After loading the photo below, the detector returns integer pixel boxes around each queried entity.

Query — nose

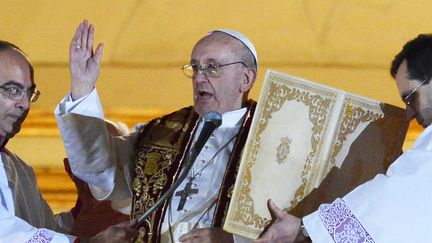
[192,69,209,83]
[405,105,416,121]
[15,96,30,110]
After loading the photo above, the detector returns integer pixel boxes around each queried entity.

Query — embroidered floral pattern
[318,198,375,243]
[25,229,54,243]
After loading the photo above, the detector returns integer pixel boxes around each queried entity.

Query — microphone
[134,111,222,228]
[192,111,223,156]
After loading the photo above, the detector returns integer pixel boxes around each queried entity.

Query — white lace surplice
[303,124,432,243]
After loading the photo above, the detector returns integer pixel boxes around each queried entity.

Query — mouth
[8,113,24,122]
[198,90,214,100]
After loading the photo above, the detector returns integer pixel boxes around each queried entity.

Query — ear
[240,68,257,93]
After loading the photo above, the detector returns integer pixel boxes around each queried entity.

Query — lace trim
[318,198,375,243]
[25,229,54,243]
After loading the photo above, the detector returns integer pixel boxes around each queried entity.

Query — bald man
[0,41,136,242]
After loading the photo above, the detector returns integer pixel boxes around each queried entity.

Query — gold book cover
[223,70,408,239]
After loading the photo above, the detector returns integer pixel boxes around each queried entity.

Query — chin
[4,124,21,139]
[0,132,11,141]
[194,108,207,117]
[416,118,430,128]
[3,130,17,140]
[194,105,213,116]
[422,121,432,128]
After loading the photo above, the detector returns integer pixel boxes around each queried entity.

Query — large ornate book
[223,70,408,239]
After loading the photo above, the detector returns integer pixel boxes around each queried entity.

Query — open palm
[69,19,104,99]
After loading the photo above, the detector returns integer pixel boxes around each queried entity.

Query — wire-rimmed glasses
[403,79,427,106]
[0,86,41,103]
[182,61,247,78]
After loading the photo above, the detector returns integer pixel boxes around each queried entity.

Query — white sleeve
[55,88,104,119]
[0,205,75,243]
[302,211,334,243]
[55,89,135,201]
[55,89,115,192]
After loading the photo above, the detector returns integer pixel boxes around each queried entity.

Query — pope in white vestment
[56,19,261,242]
[55,89,255,243]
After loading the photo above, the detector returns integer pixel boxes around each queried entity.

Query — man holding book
[257,34,432,243]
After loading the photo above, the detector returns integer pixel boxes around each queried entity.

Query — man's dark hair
[0,40,34,83]
[391,34,432,84]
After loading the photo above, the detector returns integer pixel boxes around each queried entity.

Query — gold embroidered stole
[212,101,256,226]
[132,107,199,242]
[132,101,256,242]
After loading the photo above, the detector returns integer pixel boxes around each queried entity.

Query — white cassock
[0,150,75,242]
[55,89,252,243]
[303,123,432,242]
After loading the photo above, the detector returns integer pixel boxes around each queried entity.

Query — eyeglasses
[402,79,427,106]
[0,86,41,103]
[181,61,248,78]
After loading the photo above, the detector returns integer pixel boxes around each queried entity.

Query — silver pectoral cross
[175,181,198,211]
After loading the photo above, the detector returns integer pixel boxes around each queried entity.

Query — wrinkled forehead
[191,33,244,62]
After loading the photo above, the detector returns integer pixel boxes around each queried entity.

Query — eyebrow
[190,58,219,64]
[1,80,35,90]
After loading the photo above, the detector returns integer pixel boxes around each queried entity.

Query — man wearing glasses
[56,20,258,242]
[0,41,137,242]
[256,34,432,243]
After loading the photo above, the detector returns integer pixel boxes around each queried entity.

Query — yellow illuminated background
[1,1,426,212]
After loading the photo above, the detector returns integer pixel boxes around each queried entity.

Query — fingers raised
[81,20,89,50]
[70,22,83,51]
[87,24,95,51]
[94,43,104,65]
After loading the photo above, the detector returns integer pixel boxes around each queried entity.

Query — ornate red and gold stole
[131,101,256,242]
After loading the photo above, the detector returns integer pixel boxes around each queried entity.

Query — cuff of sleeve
[300,220,309,238]
[89,183,114,200]
[55,88,104,119]
[50,232,76,243]
[303,211,334,242]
